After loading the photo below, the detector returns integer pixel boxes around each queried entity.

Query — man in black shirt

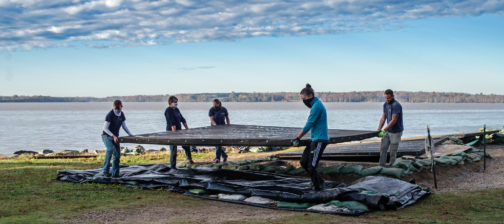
[208,99,230,163]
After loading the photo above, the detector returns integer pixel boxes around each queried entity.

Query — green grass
[1,154,503,224]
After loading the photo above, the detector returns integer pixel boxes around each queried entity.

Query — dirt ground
[69,199,292,224]
[69,145,504,224]
[412,145,504,192]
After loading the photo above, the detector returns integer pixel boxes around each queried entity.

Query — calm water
[0,102,503,154]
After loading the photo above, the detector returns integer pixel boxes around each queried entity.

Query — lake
[0,102,503,154]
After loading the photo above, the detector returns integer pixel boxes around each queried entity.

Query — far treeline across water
[1,91,504,103]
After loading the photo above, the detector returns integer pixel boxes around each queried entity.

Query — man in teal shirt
[293,84,329,191]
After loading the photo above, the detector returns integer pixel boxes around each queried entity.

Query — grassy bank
[1,154,503,224]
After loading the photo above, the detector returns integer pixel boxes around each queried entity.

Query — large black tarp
[57,164,428,215]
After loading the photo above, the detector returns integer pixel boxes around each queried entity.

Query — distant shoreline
[2,91,504,103]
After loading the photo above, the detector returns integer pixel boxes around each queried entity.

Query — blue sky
[0,0,503,97]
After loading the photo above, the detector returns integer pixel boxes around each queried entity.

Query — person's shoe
[222,155,228,162]
[213,158,220,163]
[188,159,194,164]
[102,172,111,177]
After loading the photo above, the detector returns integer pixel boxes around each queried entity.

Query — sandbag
[218,194,246,201]
[434,156,458,166]
[493,133,504,144]
[379,167,405,178]
[339,165,364,175]
[288,167,307,175]
[319,165,343,175]
[360,166,383,176]
[308,204,352,214]
[244,196,275,205]
[189,189,206,195]
[392,159,414,170]
[325,200,369,212]
[277,202,313,209]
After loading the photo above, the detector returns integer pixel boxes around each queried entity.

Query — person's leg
[182,146,192,161]
[300,143,312,171]
[102,135,114,174]
[169,145,177,169]
[111,142,121,177]
[221,147,228,162]
[215,146,222,161]
[388,132,403,166]
[379,133,391,167]
[307,141,328,190]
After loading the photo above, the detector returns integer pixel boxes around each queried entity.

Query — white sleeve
[103,121,115,137]
[122,122,133,136]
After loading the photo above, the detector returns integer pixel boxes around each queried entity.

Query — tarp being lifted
[119,124,378,147]
[57,164,429,215]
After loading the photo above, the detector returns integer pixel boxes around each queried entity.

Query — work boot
[223,155,228,162]
[188,159,194,164]
[102,172,111,178]
[213,158,220,163]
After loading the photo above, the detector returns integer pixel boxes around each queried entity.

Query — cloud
[0,0,503,50]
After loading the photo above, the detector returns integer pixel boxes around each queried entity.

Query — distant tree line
[1,91,504,103]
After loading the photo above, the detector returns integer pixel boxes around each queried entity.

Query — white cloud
[0,0,503,50]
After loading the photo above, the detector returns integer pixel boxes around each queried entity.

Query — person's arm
[103,121,119,143]
[121,122,133,136]
[224,108,230,125]
[302,105,321,134]
[210,116,217,126]
[180,110,189,129]
[296,130,307,139]
[384,114,399,131]
[165,108,173,131]
[378,112,386,130]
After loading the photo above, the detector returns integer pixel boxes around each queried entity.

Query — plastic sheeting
[57,164,429,215]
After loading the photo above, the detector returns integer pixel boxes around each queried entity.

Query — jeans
[169,145,192,169]
[215,146,228,160]
[300,140,328,190]
[379,131,403,167]
[102,135,121,177]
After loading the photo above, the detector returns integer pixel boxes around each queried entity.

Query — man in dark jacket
[165,96,193,169]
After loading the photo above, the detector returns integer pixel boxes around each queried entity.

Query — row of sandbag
[188,191,370,215]
[180,148,487,179]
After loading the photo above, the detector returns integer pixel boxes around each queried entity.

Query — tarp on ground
[57,164,428,216]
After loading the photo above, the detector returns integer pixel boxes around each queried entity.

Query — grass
[1,153,503,224]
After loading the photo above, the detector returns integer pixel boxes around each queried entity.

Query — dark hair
[213,98,222,107]
[300,83,314,96]
[113,100,122,109]
[168,96,178,104]
[384,89,394,96]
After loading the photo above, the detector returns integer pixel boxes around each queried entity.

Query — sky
[0,0,503,97]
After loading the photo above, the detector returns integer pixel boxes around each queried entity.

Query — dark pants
[102,135,120,177]
[215,146,227,160]
[300,140,328,190]
[169,145,192,169]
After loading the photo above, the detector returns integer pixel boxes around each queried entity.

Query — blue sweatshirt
[164,107,186,131]
[303,97,329,141]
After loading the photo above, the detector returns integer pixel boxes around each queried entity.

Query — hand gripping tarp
[57,164,428,215]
